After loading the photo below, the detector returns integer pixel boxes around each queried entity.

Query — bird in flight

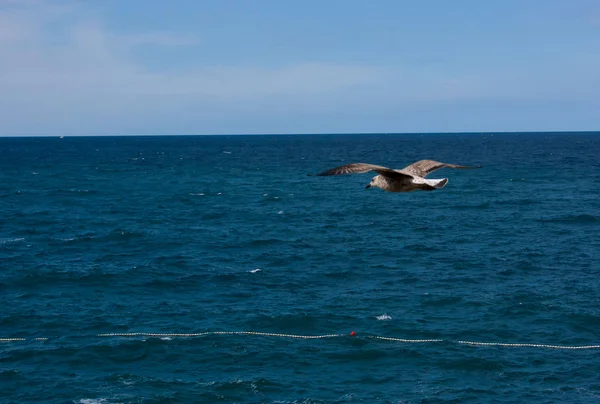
[311,159,481,192]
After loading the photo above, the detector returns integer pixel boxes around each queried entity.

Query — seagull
[311,159,481,192]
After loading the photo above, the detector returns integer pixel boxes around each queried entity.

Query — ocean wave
[0,237,25,245]
[327,348,395,361]
[106,372,196,388]
[421,296,463,307]
[322,270,359,280]
[49,233,97,244]
[50,188,98,194]
[436,356,505,371]
[0,369,22,379]
[102,229,147,242]
[89,340,156,363]
[200,211,227,220]
[212,273,238,282]
[565,312,600,330]
[6,267,122,288]
[494,198,539,206]
[403,243,444,252]
[247,238,283,247]
[246,313,318,331]
[213,377,275,393]
[451,202,491,209]
[536,214,599,224]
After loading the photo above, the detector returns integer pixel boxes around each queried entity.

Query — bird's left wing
[313,163,412,179]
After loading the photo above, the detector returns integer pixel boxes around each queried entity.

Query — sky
[0,0,599,136]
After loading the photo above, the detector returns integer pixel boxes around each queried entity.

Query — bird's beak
[365,184,371,189]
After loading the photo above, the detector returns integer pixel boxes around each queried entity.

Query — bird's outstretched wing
[313,163,412,179]
[401,160,481,178]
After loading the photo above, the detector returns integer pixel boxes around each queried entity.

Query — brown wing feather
[316,163,412,179]
[401,159,480,178]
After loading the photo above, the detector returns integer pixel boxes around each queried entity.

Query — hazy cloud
[0,2,393,134]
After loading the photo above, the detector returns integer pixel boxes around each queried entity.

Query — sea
[1,132,599,403]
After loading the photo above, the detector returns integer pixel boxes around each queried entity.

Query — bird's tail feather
[420,178,448,191]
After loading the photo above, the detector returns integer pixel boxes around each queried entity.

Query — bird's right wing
[401,159,480,178]
[313,163,413,179]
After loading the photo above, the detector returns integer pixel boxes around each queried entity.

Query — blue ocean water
[1,133,599,403]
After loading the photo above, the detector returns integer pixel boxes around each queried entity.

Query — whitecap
[78,400,108,404]
[217,192,222,195]
[160,337,172,341]
[277,211,283,214]
[376,314,392,321]
[0,238,24,245]
[249,268,262,273]
[223,151,232,154]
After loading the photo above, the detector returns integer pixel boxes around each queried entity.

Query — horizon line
[1,130,599,138]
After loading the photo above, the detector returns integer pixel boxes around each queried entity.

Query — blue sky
[0,0,599,135]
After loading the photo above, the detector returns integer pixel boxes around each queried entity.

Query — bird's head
[365,176,379,189]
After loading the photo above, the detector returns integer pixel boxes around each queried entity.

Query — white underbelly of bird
[371,175,449,192]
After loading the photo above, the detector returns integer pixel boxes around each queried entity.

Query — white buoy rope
[97,331,345,339]
[1,331,600,350]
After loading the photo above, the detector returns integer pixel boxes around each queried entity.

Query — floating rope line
[368,336,444,343]
[97,331,345,339]
[2,331,600,350]
[367,335,600,349]
[453,340,600,350]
